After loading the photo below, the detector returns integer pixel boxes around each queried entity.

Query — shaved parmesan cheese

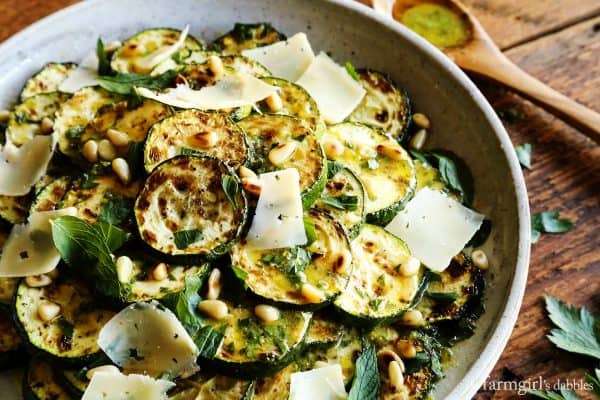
[135,25,189,72]
[296,52,366,124]
[385,188,484,271]
[0,208,76,277]
[98,301,199,379]
[82,371,174,400]
[0,136,55,196]
[151,50,208,76]
[245,168,307,250]
[136,74,277,110]
[59,51,99,93]
[242,32,315,81]
[289,364,347,400]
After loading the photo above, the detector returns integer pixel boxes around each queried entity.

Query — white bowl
[0,0,530,398]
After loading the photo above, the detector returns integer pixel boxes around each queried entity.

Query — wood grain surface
[0,1,598,399]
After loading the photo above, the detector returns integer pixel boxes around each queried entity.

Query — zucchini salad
[0,23,491,400]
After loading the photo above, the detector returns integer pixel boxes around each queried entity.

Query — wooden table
[1,1,598,399]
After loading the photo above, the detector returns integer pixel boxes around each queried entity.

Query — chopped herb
[221,175,239,210]
[194,326,224,358]
[348,339,379,400]
[65,126,84,139]
[57,317,75,347]
[345,61,360,81]
[303,215,317,245]
[531,211,574,243]
[14,114,27,124]
[96,70,178,96]
[262,248,310,285]
[96,38,111,76]
[99,195,133,226]
[515,143,532,169]
[174,229,203,250]
[427,291,458,302]
[327,160,345,179]
[320,195,358,211]
[179,147,200,156]
[231,265,248,289]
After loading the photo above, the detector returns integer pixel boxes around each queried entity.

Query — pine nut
[472,249,489,270]
[192,130,218,148]
[268,142,297,166]
[410,129,427,151]
[25,274,52,288]
[198,300,229,320]
[238,166,258,180]
[106,128,130,147]
[152,262,168,281]
[376,143,404,161]
[388,360,404,391]
[265,92,283,112]
[400,310,425,327]
[86,365,120,380]
[116,256,133,283]
[241,177,262,196]
[39,117,54,135]
[254,304,280,323]
[82,140,99,163]
[208,55,224,79]
[412,113,430,129]
[98,139,117,161]
[38,300,61,322]
[399,257,420,277]
[378,349,405,372]
[205,268,222,300]
[112,158,131,185]
[323,138,345,159]
[301,283,325,303]
[396,339,417,359]
[0,110,9,122]
[333,250,352,274]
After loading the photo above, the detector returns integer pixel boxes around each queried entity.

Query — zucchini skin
[23,358,73,400]
[135,155,248,264]
[29,176,72,213]
[211,23,286,55]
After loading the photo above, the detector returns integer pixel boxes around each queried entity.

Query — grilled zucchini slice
[415,253,484,324]
[0,193,31,224]
[321,122,415,225]
[55,367,88,398]
[334,224,423,326]
[349,69,411,142]
[257,77,321,133]
[144,110,248,172]
[201,299,311,378]
[20,62,77,101]
[135,155,247,262]
[252,363,297,400]
[212,23,286,55]
[169,373,254,400]
[14,277,115,365]
[314,166,365,239]
[23,359,72,400]
[304,313,344,350]
[0,309,23,369]
[60,174,140,228]
[0,230,18,313]
[6,92,71,146]
[111,28,204,74]
[237,114,326,209]
[54,87,123,159]
[30,176,72,213]
[230,209,352,308]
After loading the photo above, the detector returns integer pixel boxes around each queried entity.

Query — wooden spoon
[360,0,600,143]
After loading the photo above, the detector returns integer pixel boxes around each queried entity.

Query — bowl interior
[0,0,529,398]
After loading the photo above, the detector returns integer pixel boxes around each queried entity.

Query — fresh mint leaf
[531,212,574,243]
[327,160,345,179]
[427,291,458,302]
[97,70,178,96]
[585,369,600,397]
[515,143,532,169]
[528,389,580,400]
[96,38,111,76]
[231,265,248,289]
[162,275,205,336]
[545,296,600,360]
[51,216,130,300]
[221,175,239,210]
[345,61,360,81]
[320,195,358,211]
[348,338,379,400]
[99,195,133,226]
[194,326,224,358]
[303,215,317,245]
[174,229,203,250]
[261,247,311,286]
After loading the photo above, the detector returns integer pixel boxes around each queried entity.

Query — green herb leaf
[194,326,224,358]
[99,195,133,226]
[427,291,458,302]
[320,195,358,211]
[345,61,360,81]
[515,143,532,169]
[327,160,345,179]
[303,215,317,245]
[179,147,200,156]
[96,38,111,76]
[585,369,600,397]
[348,339,379,400]
[174,229,203,250]
[528,389,580,400]
[531,212,574,243]
[97,70,178,96]
[57,317,75,348]
[221,175,239,210]
[65,126,84,139]
[231,265,248,289]
[162,274,205,336]
[51,216,130,300]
